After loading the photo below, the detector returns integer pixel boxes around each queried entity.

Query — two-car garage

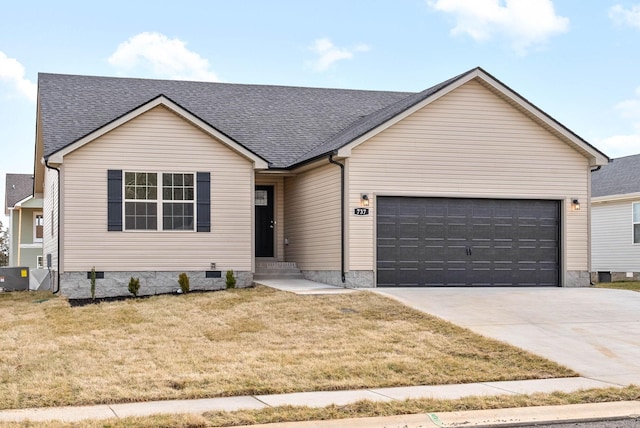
[376,197,560,287]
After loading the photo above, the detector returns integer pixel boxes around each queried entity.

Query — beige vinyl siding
[43,167,59,270]
[284,163,341,270]
[255,175,285,261]
[61,105,253,272]
[591,200,640,271]
[349,79,589,272]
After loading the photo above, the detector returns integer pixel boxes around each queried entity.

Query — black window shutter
[196,172,210,232]
[107,170,123,231]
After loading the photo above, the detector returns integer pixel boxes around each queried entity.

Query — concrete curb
[237,401,640,427]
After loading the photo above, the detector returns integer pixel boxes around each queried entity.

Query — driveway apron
[372,287,640,386]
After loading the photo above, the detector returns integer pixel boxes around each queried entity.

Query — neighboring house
[4,173,44,269]
[33,67,608,298]
[591,154,640,282]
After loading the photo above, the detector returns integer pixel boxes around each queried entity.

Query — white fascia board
[48,96,269,170]
[338,69,609,167]
[474,69,609,166]
[592,192,640,204]
[13,195,34,208]
[337,71,477,158]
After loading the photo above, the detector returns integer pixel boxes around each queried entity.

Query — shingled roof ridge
[37,71,414,96]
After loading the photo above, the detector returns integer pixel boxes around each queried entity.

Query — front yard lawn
[0,286,575,410]
[595,281,640,292]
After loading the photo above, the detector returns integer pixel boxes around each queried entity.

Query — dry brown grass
[1,386,638,428]
[0,286,574,411]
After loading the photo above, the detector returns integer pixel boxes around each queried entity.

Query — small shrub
[128,276,140,297]
[90,267,96,301]
[178,272,190,294]
[225,270,236,289]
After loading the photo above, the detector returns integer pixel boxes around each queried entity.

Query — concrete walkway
[253,278,359,294]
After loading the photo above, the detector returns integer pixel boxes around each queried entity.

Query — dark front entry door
[376,197,560,287]
[255,185,275,258]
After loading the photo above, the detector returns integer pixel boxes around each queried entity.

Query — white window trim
[123,171,196,232]
[33,211,44,243]
[36,255,44,269]
[633,202,640,245]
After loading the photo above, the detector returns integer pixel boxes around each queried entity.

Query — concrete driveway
[372,287,640,386]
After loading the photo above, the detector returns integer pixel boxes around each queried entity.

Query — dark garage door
[376,197,559,287]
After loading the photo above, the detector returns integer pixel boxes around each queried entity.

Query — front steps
[254,261,304,280]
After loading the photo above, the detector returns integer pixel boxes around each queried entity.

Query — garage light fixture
[571,199,580,211]
[360,194,369,207]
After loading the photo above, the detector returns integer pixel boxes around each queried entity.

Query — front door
[255,185,275,257]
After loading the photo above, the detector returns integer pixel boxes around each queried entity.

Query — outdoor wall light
[572,199,581,211]
[361,194,370,207]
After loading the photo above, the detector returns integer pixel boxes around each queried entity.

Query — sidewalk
[0,376,636,424]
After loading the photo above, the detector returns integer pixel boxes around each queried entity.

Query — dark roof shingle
[592,154,640,197]
[38,74,417,168]
[5,173,33,214]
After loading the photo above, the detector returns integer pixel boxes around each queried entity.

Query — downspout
[328,154,346,283]
[588,164,602,285]
[44,158,61,294]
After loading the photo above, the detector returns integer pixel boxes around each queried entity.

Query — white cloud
[596,87,640,158]
[609,4,640,29]
[108,32,219,81]
[308,38,370,72]
[596,134,640,158]
[616,87,640,122]
[428,0,569,55]
[0,51,36,102]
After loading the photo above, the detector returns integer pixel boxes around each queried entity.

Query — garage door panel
[376,197,559,287]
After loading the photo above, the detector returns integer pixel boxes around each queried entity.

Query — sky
[1,0,640,225]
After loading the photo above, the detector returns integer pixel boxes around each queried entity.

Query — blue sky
[2,0,640,224]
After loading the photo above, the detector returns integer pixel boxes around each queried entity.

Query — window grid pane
[163,202,194,230]
[124,171,158,231]
[163,173,194,201]
[123,172,195,232]
[125,172,157,202]
[125,202,157,230]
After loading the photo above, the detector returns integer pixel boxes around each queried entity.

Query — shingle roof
[38,73,419,168]
[5,173,33,214]
[592,154,640,197]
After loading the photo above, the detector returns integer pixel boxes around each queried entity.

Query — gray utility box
[0,267,30,291]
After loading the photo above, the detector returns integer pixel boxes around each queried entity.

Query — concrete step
[254,261,304,280]
[253,272,305,280]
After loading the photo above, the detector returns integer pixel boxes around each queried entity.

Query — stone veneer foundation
[590,271,640,283]
[58,270,253,299]
[564,270,591,287]
[301,270,374,288]
[303,270,590,288]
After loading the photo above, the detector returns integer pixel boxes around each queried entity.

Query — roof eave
[592,192,640,203]
[333,67,610,166]
[45,95,269,170]
[473,68,610,166]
